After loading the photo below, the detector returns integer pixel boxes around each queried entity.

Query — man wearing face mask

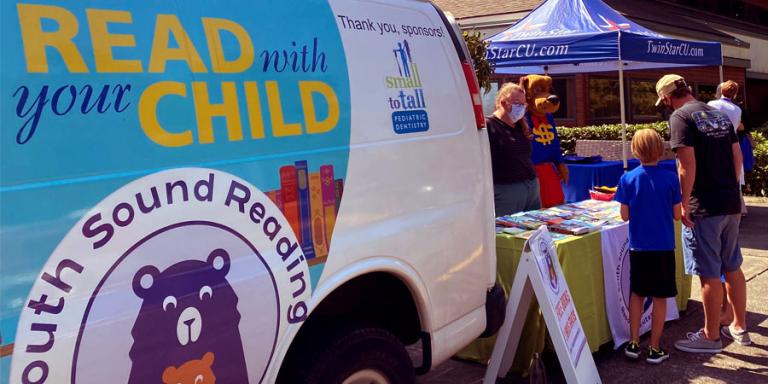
[486,82,541,216]
[654,74,751,354]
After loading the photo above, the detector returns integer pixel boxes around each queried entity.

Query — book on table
[525,210,567,225]
[501,227,528,235]
[500,214,546,229]
[550,219,601,235]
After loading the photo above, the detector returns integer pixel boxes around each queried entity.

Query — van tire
[302,326,415,384]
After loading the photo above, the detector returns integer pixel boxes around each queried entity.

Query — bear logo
[162,352,216,384]
[128,248,249,383]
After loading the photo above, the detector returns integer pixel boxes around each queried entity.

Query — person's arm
[547,115,569,183]
[676,146,696,227]
[615,175,629,221]
[672,203,682,221]
[733,142,743,183]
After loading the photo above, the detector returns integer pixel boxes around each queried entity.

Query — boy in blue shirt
[614,129,682,364]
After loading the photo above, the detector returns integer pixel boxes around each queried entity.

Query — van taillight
[461,62,485,129]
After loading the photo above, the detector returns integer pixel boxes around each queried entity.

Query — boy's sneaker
[624,341,641,359]
[646,347,669,364]
[674,329,723,353]
[721,325,752,346]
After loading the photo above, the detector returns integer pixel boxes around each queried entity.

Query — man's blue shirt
[614,165,682,251]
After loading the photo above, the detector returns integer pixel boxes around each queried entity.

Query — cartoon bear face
[128,248,248,384]
[132,248,234,347]
[519,74,561,115]
[162,352,216,384]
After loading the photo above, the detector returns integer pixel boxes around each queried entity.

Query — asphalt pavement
[418,197,768,384]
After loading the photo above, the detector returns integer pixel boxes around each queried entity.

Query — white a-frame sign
[484,227,601,384]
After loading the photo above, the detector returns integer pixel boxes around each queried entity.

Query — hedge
[558,122,669,154]
[558,122,768,197]
[747,123,768,197]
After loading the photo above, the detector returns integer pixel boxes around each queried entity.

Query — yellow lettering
[244,82,265,139]
[202,17,254,73]
[139,81,193,147]
[148,14,207,73]
[17,4,88,73]
[86,9,142,73]
[266,81,302,137]
[299,81,339,134]
[192,82,243,144]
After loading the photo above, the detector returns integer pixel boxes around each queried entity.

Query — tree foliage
[462,30,494,94]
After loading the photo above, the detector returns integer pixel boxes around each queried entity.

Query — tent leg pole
[719,65,724,84]
[618,60,628,171]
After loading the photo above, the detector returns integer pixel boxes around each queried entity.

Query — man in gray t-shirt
[654,75,751,353]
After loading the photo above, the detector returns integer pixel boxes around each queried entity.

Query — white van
[0,1,502,383]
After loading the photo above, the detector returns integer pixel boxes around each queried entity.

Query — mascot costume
[520,75,568,208]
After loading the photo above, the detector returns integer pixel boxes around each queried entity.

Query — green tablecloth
[456,223,691,373]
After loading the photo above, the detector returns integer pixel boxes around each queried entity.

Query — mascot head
[519,75,560,116]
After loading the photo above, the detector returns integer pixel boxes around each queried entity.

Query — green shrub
[462,30,494,94]
[558,122,767,197]
[745,123,768,197]
[558,122,669,154]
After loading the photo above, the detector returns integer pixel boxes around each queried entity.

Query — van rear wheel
[303,326,415,384]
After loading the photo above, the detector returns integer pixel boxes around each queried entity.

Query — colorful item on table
[494,199,621,236]
[550,219,601,235]
[589,185,617,201]
[502,227,529,235]
[593,185,617,193]
[495,214,545,230]
[525,210,567,225]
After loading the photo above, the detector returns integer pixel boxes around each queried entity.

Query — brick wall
[618,66,746,96]
[493,65,748,127]
[577,65,746,125]
[575,74,588,126]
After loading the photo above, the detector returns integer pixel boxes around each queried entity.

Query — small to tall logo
[393,40,414,78]
[385,40,429,134]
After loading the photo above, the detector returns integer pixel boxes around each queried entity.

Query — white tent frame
[615,30,724,170]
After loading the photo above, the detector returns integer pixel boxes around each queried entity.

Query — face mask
[507,104,527,122]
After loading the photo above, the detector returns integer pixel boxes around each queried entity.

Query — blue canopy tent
[485,0,724,168]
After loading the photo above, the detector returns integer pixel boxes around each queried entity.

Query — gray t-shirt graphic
[669,100,740,216]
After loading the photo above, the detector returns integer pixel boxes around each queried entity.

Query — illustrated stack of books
[265,161,344,263]
[494,199,625,240]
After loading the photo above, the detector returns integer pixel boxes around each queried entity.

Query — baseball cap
[655,74,687,106]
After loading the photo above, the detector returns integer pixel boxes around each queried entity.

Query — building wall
[711,28,768,75]
[490,65,747,127]
[746,79,768,126]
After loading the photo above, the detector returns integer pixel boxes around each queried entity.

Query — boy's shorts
[630,250,677,298]
[682,214,742,278]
